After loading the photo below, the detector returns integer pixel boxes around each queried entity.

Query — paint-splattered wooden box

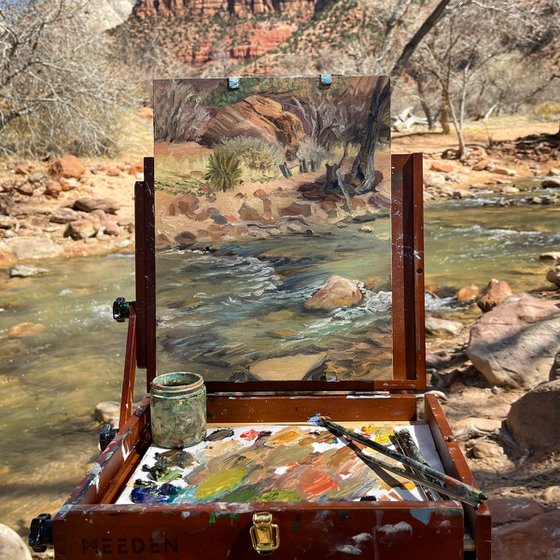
[31,154,491,560]
[31,77,490,559]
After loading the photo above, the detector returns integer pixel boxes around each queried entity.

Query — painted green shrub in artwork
[220,136,284,180]
[204,149,243,192]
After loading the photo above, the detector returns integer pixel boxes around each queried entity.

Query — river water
[0,182,558,531]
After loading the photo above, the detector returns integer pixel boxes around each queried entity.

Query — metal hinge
[250,512,280,556]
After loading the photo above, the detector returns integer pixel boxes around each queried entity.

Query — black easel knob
[29,513,53,552]
[112,297,130,322]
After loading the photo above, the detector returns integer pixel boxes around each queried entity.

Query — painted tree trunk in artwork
[351,78,390,194]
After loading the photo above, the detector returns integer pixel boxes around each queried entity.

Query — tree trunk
[416,76,434,130]
[448,95,467,160]
[390,0,453,79]
[351,78,390,194]
[325,163,340,193]
[440,89,451,135]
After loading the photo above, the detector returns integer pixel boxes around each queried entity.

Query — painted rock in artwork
[304,275,363,310]
[202,95,305,148]
[249,352,327,381]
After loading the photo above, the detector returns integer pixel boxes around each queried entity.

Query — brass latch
[250,512,280,555]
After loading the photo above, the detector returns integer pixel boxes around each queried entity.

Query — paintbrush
[309,415,486,508]
[390,431,441,501]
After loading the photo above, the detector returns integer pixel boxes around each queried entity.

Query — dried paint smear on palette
[117,424,445,504]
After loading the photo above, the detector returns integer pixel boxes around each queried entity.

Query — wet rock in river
[94,401,120,427]
[249,352,327,381]
[0,523,32,560]
[539,251,560,261]
[542,177,560,188]
[467,295,560,388]
[545,265,560,287]
[9,265,47,278]
[500,185,520,194]
[505,379,560,452]
[477,279,512,312]
[7,322,45,337]
[457,283,479,304]
[304,275,363,311]
[5,237,63,259]
[425,316,464,337]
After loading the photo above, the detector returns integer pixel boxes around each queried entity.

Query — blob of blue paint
[308,413,322,425]
[131,484,179,504]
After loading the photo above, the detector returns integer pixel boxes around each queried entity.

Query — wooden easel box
[50,155,491,560]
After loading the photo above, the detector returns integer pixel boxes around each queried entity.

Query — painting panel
[153,76,392,382]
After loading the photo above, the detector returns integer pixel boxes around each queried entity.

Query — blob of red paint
[240,429,260,440]
[297,469,339,496]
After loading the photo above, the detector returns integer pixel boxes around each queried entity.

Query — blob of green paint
[223,487,260,502]
[195,467,246,500]
[257,489,301,502]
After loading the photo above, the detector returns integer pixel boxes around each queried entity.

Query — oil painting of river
[153,76,393,382]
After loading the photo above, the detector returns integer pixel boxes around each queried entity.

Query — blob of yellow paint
[195,467,246,500]
[360,426,392,444]
[267,428,302,446]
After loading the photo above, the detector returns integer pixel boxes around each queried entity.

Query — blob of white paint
[89,463,103,492]
[335,544,362,555]
[352,533,373,544]
[378,521,413,536]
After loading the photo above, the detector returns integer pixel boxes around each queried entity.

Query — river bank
[0,117,558,268]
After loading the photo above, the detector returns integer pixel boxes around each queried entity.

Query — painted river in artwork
[0,181,558,531]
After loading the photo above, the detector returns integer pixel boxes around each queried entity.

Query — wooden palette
[117,422,445,505]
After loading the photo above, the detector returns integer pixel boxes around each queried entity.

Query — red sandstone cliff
[134,0,319,18]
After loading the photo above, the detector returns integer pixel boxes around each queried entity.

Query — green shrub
[204,149,243,192]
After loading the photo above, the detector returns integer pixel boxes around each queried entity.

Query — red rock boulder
[50,155,85,179]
